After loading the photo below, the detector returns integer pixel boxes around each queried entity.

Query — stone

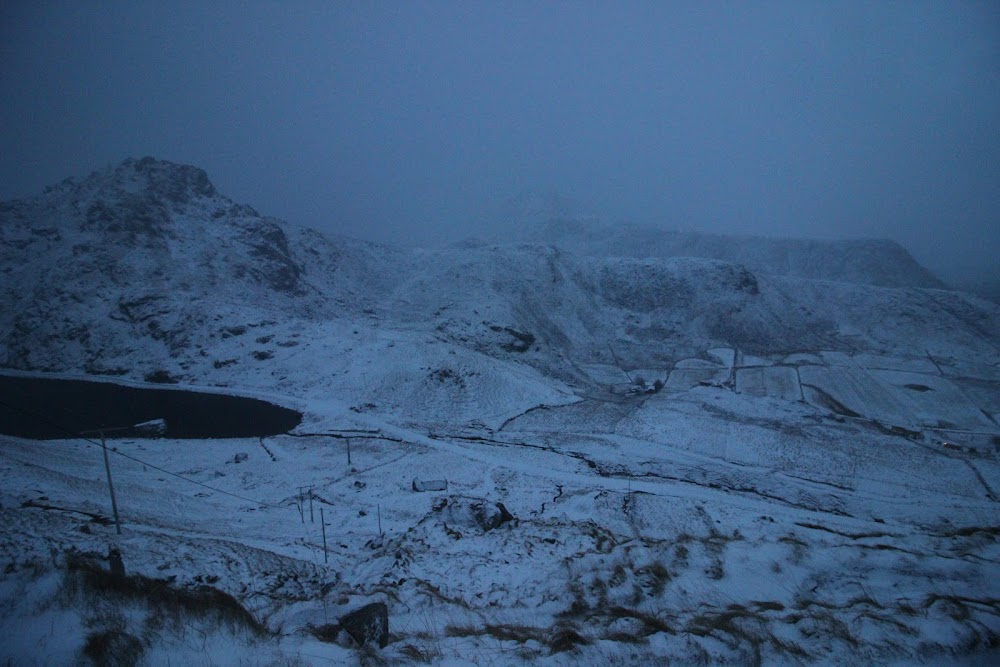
[339,601,389,648]
[472,500,515,531]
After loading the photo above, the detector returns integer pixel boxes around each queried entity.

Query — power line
[0,397,283,510]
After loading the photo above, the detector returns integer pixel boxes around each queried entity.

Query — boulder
[339,602,389,648]
[434,496,517,532]
[472,500,515,531]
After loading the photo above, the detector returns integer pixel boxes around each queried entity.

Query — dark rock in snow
[339,601,389,648]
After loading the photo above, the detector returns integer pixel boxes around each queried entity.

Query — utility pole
[100,430,122,535]
[80,419,166,536]
[320,508,328,564]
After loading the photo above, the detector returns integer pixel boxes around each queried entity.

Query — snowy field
[2,351,998,665]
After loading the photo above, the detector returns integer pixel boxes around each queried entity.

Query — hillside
[494,215,947,289]
[1,159,999,665]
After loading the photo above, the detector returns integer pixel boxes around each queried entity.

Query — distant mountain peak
[91,156,219,205]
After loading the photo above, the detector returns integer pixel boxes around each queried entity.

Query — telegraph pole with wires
[80,419,167,535]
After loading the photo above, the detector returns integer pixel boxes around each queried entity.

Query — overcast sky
[1,1,997,282]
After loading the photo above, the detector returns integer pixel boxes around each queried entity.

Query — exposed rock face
[338,602,389,648]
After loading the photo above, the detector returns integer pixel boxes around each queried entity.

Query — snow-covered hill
[2,159,999,665]
[491,214,947,289]
[2,159,995,396]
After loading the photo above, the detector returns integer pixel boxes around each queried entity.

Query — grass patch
[444,622,591,655]
[672,543,689,568]
[686,606,764,663]
[82,628,145,667]
[601,630,648,644]
[939,525,1000,539]
[788,608,859,648]
[608,562,628,588]
[398,642,440,663]
[636,561,671,596]
[687,604,810,663]
[484,623,548,644]
[605,606,673,636]
[856,610,918,636]
[63,552,267,638]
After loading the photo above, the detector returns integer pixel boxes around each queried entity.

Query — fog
[2,2,997,284]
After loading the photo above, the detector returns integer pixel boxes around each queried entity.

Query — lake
[0,374,302,439]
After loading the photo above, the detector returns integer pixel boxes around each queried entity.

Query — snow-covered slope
[0,158,407,380]
[2,159,999,665]
[492,216,947,288]
[3,158,995,388]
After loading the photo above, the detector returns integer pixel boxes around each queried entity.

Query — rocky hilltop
[0,157,399,379]
[498,216,946,288]
[1,158,997,400]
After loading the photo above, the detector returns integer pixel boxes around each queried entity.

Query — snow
[1,158,999,664]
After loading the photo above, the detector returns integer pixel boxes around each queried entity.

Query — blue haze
[1,1,997,284]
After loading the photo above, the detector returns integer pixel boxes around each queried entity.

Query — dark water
[0,374,301,439]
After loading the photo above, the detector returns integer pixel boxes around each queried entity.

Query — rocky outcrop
[338,601,389,648]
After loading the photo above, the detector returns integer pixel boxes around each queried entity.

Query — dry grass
[687,604,809,665]
[82,627,145,667]
[604,606,673,636]
[51,552,273,665]
[636,561,671,596]
[686,606,765,665]
[444,621,591,655]
[397,643,440,663]
[62,555,267,638]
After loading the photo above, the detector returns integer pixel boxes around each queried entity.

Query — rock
[339,601,389,648]
[438,496,517,532]
[472,500,515,531]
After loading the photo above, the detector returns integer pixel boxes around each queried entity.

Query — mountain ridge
[492,215,947,289]
[1,158,996,394]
